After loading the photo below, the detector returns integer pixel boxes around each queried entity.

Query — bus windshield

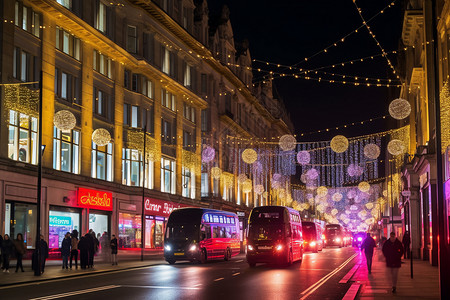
[248,224,284,241]
[166,224,198,241]
[302,223,316,239]
[326,226,341,235]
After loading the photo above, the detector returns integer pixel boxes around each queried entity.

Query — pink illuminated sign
[144,198,192,217]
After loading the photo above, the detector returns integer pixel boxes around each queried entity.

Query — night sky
[208,0,404,141]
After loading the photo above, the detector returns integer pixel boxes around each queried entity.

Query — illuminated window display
[48,209,80,250]
[5,202,36,249]
[118,213,141,248]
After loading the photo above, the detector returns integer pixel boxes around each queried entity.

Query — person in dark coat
[110,234,118,265]
[78,235,89,269]
[61,232,71,269]
[402,231,411,259]
[382,232,404,293]
[361,232,377,274]
[0,234,3,270]
[70,230,79,269]
[39,235,49,273]
[85,231,95,268]
[1,234,14,273]
[13,233,26,272]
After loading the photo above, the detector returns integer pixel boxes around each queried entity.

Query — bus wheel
[200,249,207,264]
[224,248,231,261]
[166,259,176,265]
[287,250,293,266]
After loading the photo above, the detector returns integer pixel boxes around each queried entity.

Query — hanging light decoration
[331,208,338,215]
[252,161,263,173]
[273,173,282,182]
[242,179,252,193]
[237,174,248,184]
[389,98,411,120]
[53,110,76,131]
[272,181,282,189]
[347,164,364,177]
[279,134,297,151]
[92,128,111,146]
[242,148,258,164]
[388,139,406,156]
[278,189,286,200]
[211,167,222,179]
[262,191,269,198]
[202,146,215,163]
[365,218,375,225]
[371,208,379,217]
[332,192,343,202]
[350,205,358,211]
[330,135,349,153]
[296,151,311,165]
[363,144,380,159]
[347,189,357,199]
[358,181,370,193]
[365,202,374,209]
[255,184,265,195]
[317,186,328,197]
[382,190,388,197]
[306,168,319,180]
[316,204,325,213]
[300,174,308,183]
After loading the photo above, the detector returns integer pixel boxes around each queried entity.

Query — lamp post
[34,71,43,276]
[141,125,147,262]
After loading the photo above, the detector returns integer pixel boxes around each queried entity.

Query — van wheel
[167,259,176,265]
[224,248,231,261]
[200,249,207,264]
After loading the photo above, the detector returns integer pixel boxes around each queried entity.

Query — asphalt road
[0,247,360,300]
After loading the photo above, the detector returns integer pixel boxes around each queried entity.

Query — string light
[440,80,450,153]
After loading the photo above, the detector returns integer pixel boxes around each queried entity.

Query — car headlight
[275,244,283,251]
[189,245,197,251]
[336,238,341,242]
[248,245,254,251]
[310,241,316,247]
[164,245,171,251]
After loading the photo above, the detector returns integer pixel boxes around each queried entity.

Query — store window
[91,142,113,181]
[145,216,165,248]
[49,208,81,250]
[5,202,37,249]
[8,110,38,164]
[118,213,141,248]
[53,126,80,174]
[182,167,195,199]
[161,157,176,194]
[89,213,109,238]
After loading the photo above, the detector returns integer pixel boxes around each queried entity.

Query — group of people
[0,233,27,273]
[360,231,407,293]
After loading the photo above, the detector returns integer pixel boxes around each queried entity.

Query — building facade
[0,0,293,254]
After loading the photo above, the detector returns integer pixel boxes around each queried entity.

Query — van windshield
[248,224,283,241]
[165,224,198,241]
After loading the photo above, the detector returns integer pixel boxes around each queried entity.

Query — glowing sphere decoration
[242,179,252,193]
[365,218,375,225]
[317,186,328,197]
[306,168,319,180]
[371,208,379,217]
[271,181,282,189]
[365,202,374,209]
[331,209,338,216]
[364,144,380,159]
[255,184,265,195]
[211,167,222,179]
[300,174,308,183]
[388,139,406,156]
[389,98,411,120]
[347,164,363,177]
[279,134,297,151]
[92,128,111,146]
[350,205,358,211]
[296,151,311,165]
[237,174,248,184]
[330,135,349,153]
[262,191,269,198]
[316,204,325,213]
[278,189,286,199]
[53,110,76,131]
[358,181,370,193]
[382,190,388,197]
[201,146,215,163]
[242,148,258,164]
[273,173,282,182]
[332,192,343,202]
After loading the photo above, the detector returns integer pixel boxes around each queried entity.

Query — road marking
[235,260,244,263]
[339,259,361,283]
[120,285,201,290]
[193,283,202,287]
[299,252,358,300]
[342,283,361,300]
[214,277,224,282]
[29,285,120,300]
[232,272,240,276]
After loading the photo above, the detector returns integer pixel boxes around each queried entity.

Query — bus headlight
[247,245,254,251]
[189,245,197,251]
[336,238,341,242]
[310,241,316,247]
[275,244,283,251]
[164,245,171,251]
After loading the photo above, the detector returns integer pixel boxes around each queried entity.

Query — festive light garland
[4,84,39,118]
[440,80,450,153]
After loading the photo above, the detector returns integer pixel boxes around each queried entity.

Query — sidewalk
[353,248,439,299]
[0,249,165,287]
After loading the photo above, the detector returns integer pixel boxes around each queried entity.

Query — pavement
[0,249,165,287]
[352,248,440,299]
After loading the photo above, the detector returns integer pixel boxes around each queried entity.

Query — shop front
[76,187,112,238]
[4,201,37,249]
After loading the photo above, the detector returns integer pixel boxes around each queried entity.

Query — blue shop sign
[49,216,72,226]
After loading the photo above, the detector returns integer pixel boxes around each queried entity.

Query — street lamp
[34,71,43,276]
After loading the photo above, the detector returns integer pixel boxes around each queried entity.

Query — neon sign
[144,198,191,217]
[77,188,113,211]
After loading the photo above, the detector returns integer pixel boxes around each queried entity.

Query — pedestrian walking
[382,232,404,293]
[61,232,71,269]
[70,230,79,269]
[101,232,110,262]
[86,231,95,268]
[78,235,88,269]
[13,233,26,272]
[361,232,376,274]
[110,234,118,265]
[1,234,14,273]
[402,231,411,259]
[39,235,49,274]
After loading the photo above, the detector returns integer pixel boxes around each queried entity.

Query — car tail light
[275,244,283,251]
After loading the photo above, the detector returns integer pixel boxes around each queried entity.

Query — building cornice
[402,10,423,47]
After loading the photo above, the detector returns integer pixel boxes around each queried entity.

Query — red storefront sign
[144,198,192,217]
[77,188,113,211]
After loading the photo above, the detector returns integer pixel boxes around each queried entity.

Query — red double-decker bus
[164,208,240,264]
[246,206,303,267]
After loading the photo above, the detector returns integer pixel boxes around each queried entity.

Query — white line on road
[232,272,240,276]
[214,277,224,282]
[119,285,201,290]
[299,253,358,300]
[235,260,244,263]
[29,285,120,300]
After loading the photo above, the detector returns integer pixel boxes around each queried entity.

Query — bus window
[201,224,211,240]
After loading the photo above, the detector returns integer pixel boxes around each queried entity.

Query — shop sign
[49,216,72,226]
[77,188,113,211]
[144,198,191,217]
[236,211,246,217]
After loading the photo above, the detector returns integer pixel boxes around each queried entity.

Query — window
[183,103,195,122]
[142,77,153,99]
[13,48,31,82]
[124,69,130,89]
[14,1,41,38]
[201,109,208,132]
[52,126,80,174]
[131,105,139,128]
[161,89,176,111]
[162,119,174,145]
[143,32,154,63]
[123,103,130,126]
[162,47,170,74]
[91,142,113,181]
[93,50,113,79]
[8,110,38,164]
[161,157,176,194]
[127,25,137,53]
[96,1,107,33]
[93,88,111,119]
[182,167,195,199]
[184,64,192,88]
[122,148,154,188]
[55,68,80,104]
[5,202,37,249]
[201,171,209,197]
[183,130,194,151]
[55,27,81,60]
[142,107,154,134]
[132,74,139,92]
